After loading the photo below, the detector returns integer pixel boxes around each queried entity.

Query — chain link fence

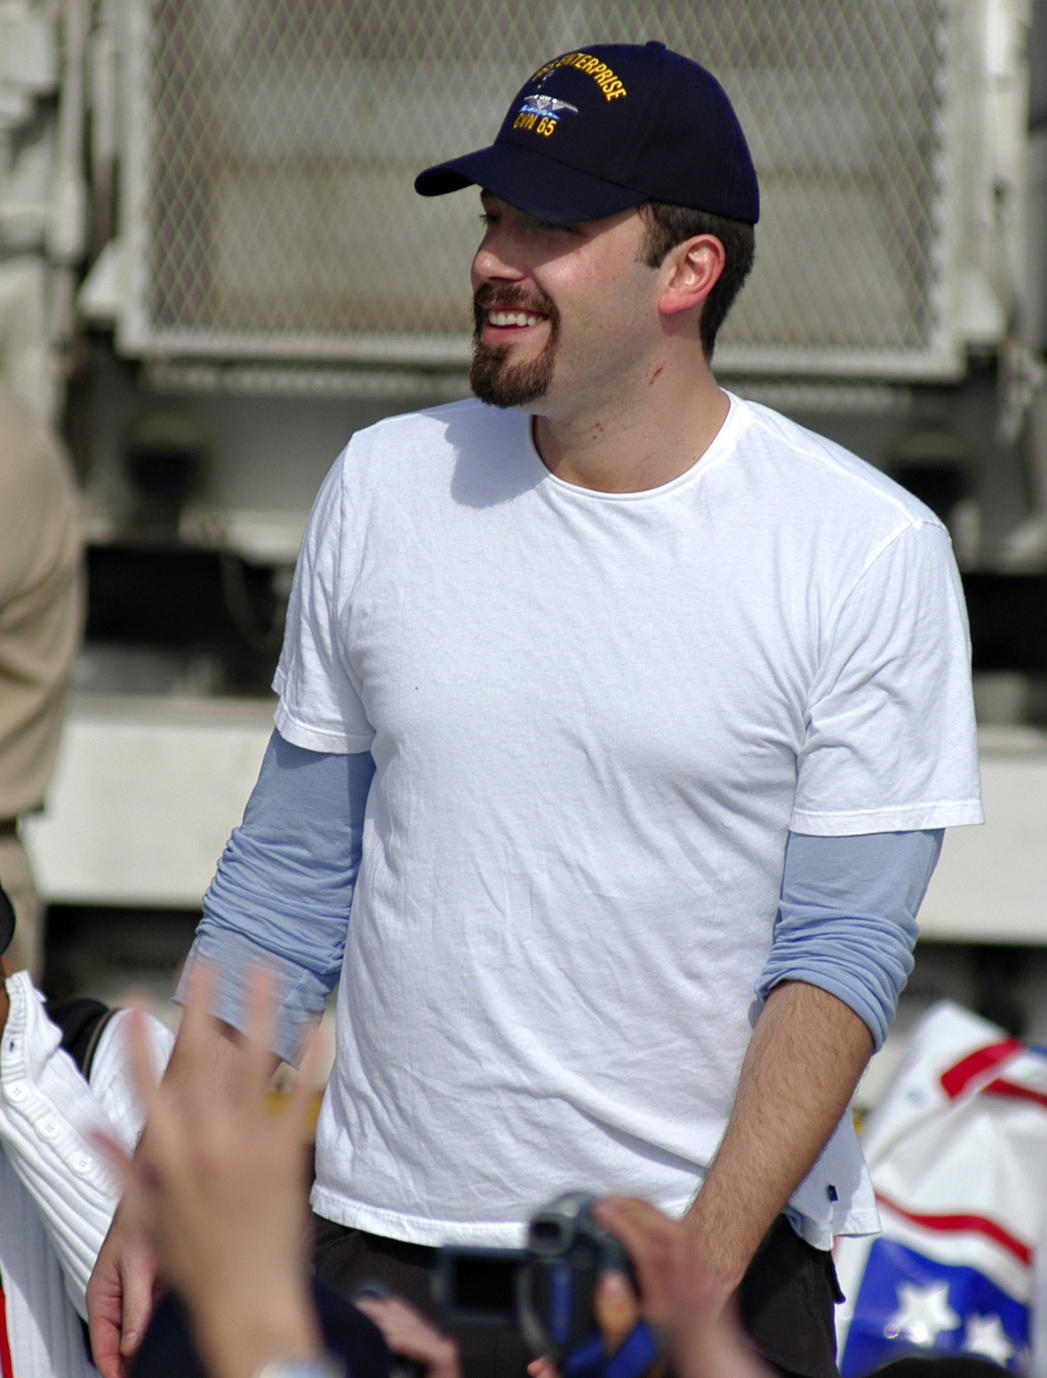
[120,0,962,376]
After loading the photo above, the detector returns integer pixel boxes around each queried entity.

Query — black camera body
[433,1191,632,1361]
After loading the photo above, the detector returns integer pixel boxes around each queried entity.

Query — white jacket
[0,971,173,1377]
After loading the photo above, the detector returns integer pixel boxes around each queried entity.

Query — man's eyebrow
[479,190,582,233]
[538,217,583,233]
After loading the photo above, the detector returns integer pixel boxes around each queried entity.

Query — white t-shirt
[275,393,982,1250]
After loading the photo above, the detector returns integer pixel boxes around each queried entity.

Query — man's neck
[529,360,730,494]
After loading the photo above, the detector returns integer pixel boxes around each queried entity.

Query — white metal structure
[23,711,1047,943]
[107,0,1030,382]
[0,0,88,422]
[22,697,273,907]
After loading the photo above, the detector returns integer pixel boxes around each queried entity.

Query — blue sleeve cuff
[755,829,943,1050]
[176,926,329,1065]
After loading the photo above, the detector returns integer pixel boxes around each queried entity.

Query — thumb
[117,1250,160,1358]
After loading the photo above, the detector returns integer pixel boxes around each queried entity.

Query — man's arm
[683,980,872,1297]
[683,827,943,1299]
[181,730,375,1062]
[87,730,374,1377]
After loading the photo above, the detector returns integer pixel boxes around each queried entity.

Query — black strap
[43,997,120,1079]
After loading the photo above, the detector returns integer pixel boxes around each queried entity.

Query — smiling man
[88,42,982,1378]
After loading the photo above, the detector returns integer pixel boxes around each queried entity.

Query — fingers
[125,1006,163,1116]
[90,1129,133,1183]
[118,1243,161,1360]
[88,1318,126,1378]
[594,1196,691,1274]
[594,1199,769,1378]
[596,1196,678,1246]
[353,1296,462,1378]
[594,1197,721,1333]
[286,1020,322,1133]
[123,1008,186,1185]
[86,1231,161,1373]
[86,1264,129,1378]
[243,967,279,1104]
[527,1358,559,1378]
[594,1198,679,1317]
[176,965,223,1115]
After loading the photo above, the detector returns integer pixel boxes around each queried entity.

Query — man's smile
[482,307,551,341]
[486,309,548,328]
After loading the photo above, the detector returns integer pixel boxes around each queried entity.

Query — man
[0,882,173,1375]
[0,385,82,978]
[88,41,982,1378]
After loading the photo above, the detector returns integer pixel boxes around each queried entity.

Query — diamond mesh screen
[121,0,958,376]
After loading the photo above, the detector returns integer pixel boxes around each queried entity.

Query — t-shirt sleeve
[273,448,375,753]
[791,520,982,834]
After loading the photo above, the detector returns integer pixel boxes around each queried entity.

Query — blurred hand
[96,965,324,1378]
[354,1294,462,1378]
[593,1197,769,1378]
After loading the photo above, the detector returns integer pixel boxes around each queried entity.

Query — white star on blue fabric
[963,1314,1016,1366]
[884,1281,961,1346]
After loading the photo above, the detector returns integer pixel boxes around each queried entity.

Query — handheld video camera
[433,1191,634,1361]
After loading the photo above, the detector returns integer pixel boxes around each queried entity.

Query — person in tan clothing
[0,385,83,977]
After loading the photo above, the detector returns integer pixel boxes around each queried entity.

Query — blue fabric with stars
[841,1238,1027,1377]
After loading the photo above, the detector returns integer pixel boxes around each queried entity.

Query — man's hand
[86,1214,164,1378]
[681,980,873,1302]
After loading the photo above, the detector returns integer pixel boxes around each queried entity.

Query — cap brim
[415,143,643,225]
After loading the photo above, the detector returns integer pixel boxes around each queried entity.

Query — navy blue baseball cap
[415,41,759,225]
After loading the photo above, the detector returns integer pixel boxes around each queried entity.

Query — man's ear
[658,235,726,317]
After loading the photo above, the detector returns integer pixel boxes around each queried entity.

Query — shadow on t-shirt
[445,407,544,510]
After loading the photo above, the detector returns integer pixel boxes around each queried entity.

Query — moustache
[472,284,558,332]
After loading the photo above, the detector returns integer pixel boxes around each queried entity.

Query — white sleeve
[86,1008,174,1152]
[273,447,375,753]
[0,975,173,1318]
[792,520,983,835]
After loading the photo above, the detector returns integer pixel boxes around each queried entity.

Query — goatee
[470,286,560,408]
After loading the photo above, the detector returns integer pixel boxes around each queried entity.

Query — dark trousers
[312,1212,843,1378]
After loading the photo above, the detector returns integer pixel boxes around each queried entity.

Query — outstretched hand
[94,965,324,1378]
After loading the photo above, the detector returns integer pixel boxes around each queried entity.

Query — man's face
[469,193,658,414]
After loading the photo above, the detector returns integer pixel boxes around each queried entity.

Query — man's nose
[472,234,527,285]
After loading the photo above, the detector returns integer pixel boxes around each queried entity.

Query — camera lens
[532,1221,563,1242]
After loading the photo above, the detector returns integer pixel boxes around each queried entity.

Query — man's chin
[469,341,555,410]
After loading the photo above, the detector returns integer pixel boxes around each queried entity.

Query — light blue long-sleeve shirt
[182,729,941,1062]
